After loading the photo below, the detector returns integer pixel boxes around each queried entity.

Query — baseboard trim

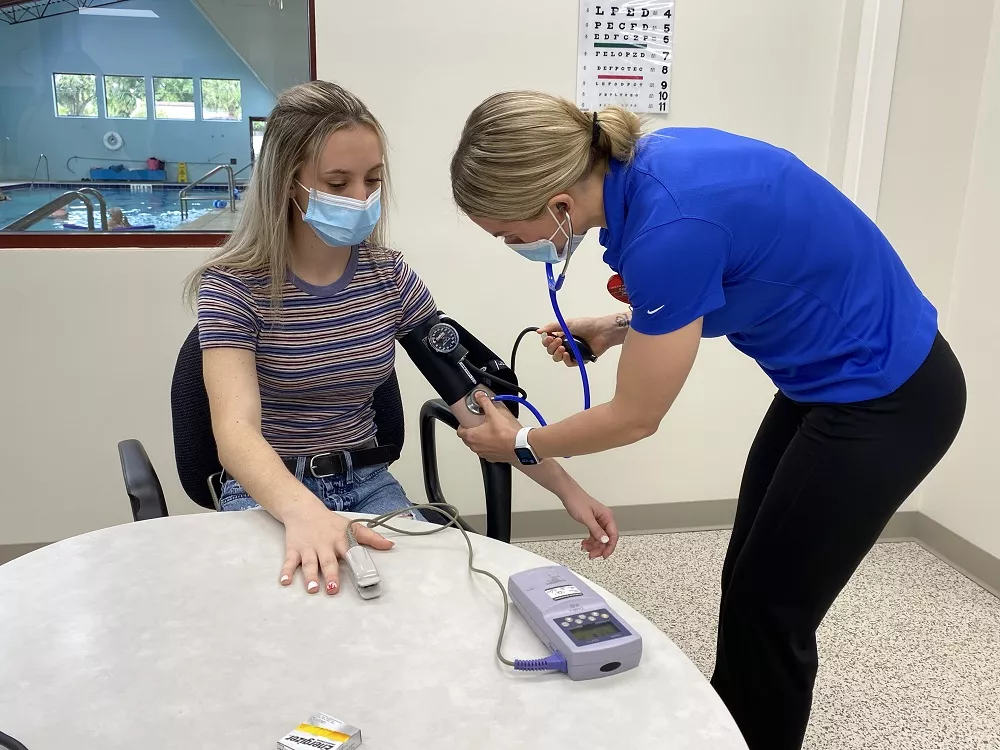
[4,508,997,596]
[467,503,921,544]
[466,504,997,596]
[467,498,740,543]
[881,509,919,541]
[911,514,1000,597]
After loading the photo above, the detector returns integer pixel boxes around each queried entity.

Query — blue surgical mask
[507,206,586,263]
[295,180,381,247]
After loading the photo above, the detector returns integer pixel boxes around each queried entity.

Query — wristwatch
[514,426,541,466]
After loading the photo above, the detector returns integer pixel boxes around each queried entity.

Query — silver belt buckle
[309,452,338,478]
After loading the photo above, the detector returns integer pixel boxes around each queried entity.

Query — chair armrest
[418,399,512,543]
[479,460,512,544]
[117,439,169,522]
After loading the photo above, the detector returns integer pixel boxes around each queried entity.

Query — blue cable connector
[514,650,568,674]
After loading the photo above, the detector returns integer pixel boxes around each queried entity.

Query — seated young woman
[183,81,618,597]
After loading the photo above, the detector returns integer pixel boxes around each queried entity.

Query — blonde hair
[450,90,643,221]
[183,80,392,310]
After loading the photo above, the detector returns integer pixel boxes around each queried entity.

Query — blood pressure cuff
[399,311,520,415]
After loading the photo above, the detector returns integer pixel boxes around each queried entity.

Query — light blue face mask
[295,180,381,247]
[507,205,586,264]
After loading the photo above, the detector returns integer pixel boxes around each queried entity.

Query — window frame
[103,74,150,120]
[151,76,197,121]
[200,77,243,122]
[52,72,99,119]
[1,0,316,250]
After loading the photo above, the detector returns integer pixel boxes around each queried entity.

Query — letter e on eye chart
[577,1,674,114]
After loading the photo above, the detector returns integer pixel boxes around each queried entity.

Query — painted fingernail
[600,535,610,544]
[280,575,290,584]
[326,581,338,594]
[307,581,319,593]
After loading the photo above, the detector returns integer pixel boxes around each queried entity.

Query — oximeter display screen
[569,621,621,642]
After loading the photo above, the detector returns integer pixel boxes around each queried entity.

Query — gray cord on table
[345,503,516,667]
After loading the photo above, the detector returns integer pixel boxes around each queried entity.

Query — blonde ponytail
[450,90,644,221]
[593,106,643,164]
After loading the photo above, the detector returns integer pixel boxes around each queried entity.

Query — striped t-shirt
[197,245,437,456]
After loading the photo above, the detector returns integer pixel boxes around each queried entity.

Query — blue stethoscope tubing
[490,262,592,430]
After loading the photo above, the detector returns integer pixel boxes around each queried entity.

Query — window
[53,74,98,118]
[104,75,148,119]
[153,77,195,120]
[1,0,314,247]
[202,78,242,121]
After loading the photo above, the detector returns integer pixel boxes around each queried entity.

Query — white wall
[0,249,206,544]
[2,0,863,545]
[917,2,1000,559]
[878,0,996,331]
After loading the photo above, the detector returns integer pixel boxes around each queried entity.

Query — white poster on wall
[577,1,674,114]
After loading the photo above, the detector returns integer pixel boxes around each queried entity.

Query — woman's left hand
[561,489,619,559]
[456,392,520,463]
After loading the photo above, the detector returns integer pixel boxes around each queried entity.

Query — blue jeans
[219,454,423,521]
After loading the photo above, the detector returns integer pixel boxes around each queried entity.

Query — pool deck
[180,200,243,231]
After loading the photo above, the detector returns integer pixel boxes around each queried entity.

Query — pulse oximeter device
[508,565,642,680]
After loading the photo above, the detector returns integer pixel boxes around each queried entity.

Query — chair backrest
[170,325,406,510]
[118,438,169,521]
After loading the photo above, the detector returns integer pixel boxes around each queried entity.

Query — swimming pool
[0,183,232,231]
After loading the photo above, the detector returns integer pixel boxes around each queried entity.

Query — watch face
[514,447,538,465]
[426,322,460,354]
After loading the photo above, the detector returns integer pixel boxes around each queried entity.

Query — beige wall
[0,250,208,544]
[878,0,996,321]
[917,2,1000,559]
[2,0,872,545]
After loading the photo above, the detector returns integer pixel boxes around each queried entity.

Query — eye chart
[577,1,674,114]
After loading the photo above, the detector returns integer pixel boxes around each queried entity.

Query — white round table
[0,511,748,749]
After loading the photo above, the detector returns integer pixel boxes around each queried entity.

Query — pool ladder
[179,164,236,221]
[29,153,49,190]
[1,187,108,232]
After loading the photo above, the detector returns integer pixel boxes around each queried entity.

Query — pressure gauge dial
[426,322,461,355]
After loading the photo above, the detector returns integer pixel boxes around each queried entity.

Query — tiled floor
[519,533,1000,750]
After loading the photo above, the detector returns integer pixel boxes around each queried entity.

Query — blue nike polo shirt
[599,128,938,403]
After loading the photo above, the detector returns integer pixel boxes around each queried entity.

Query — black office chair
[117,324,513,541]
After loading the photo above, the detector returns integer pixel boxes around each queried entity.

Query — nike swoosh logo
[647,305,665,314]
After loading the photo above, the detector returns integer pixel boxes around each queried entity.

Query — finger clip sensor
[345,523,382,599]
[345,546,382,599]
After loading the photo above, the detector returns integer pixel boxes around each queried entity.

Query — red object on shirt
[607,273,630,305]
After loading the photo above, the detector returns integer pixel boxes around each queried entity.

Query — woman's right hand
[538,314,629,367]
[279,499,394,595]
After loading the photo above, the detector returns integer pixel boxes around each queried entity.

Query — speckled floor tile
[518,534,1000,750]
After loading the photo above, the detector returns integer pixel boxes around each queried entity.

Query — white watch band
[514,426,539,464]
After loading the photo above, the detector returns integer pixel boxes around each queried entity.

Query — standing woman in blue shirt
[450,91,966,750]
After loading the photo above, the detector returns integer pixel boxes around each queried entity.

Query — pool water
[0,185,225,231]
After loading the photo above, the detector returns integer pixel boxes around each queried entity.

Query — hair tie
[591,111,602,149]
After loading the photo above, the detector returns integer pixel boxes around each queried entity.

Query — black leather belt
[283,438,401,478]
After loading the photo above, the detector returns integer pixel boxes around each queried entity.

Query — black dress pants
[710,332,967,750]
